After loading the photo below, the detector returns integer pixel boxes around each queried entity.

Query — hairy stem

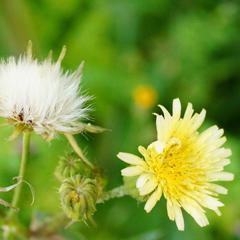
[7,131,31,219]
[98,185,128,203]
[64,133,94,169]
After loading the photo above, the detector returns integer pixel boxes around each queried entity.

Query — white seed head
[0,43,90,140]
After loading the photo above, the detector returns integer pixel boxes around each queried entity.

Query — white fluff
[0,44,90,140]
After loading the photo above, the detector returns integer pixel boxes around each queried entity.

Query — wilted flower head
[59,175,98,223]
[0,42,90,140]
[118,98,233,231]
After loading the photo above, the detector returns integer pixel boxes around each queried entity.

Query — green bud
[59,175,98,222]
[123,176,146,202]
[55,153,91,181]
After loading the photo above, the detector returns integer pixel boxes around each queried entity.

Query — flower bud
[59,175,98,222]
[55,153,91,181]
[123,176,146,202]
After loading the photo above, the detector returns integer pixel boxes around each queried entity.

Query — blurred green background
[0,0,240,239]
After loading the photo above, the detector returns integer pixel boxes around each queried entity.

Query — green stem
[64,133,94,169]
[98,185,127,203]
[7,131,31,219]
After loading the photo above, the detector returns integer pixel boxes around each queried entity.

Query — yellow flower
[133,85,157,109]
[117,98,233,231]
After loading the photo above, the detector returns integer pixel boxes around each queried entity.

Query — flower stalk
[7,131,31,219]
[64,133,94,169]
[98,185,127,203]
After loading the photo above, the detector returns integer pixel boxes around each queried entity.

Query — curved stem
[97,185,127,203]
[7,131,31,219]
[64,133,94,169]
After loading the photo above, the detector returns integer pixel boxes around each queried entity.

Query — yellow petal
[148,141,165,154]
[213,148,232,158]
[198,126,219,143]
[181,198,209,227]
[172,98,181,120]
[121,166,143,176]
[207,183,228,195]
[183,102,193,120]
[138,146,149,160]
[139,178,158,196]
[158,105,171,120]
[155,115,166,141]
[191,109,206,131]
[136,174,152,189]
[144,186,162,213]
[201,196,224,211]
[117,152,145,165]
[167,199,175,221]
[208,172,234,181]
[174,204,184,231]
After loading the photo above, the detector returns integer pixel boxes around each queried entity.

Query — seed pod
[59,175,98,222]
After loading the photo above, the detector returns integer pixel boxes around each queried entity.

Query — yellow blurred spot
[133,85,157,109]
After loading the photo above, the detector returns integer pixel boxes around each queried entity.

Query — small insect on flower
[0,41,90,140]
[117,98,234,231]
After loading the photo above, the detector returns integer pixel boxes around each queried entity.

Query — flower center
[8,108,34,131]
[146,138,206,199]
[69,190,80,203]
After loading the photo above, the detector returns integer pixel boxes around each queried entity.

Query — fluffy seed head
[0,42,90,140]
[118,98,233,231]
